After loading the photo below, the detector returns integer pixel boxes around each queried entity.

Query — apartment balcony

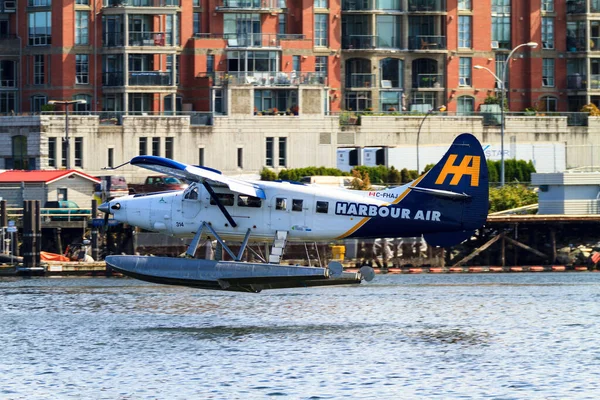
[566,0,585,14]
[103,72,125,86]
[408,35,447,50]
[591,37,600,51]
[129,31,172,46]
[215,0,282,11]
[28,0,51,6]
[408,0,445,12]
[567,74,586,90]
[567,36,586,52]
[414,73,443,89]
[342,0,402,11]
[205,71,326,86]
[103,0,179,8]
[103,32,125,47]
[342,35,377,50]
[129,71,172,86]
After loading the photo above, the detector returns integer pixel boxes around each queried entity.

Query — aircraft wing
[130,155,266,199]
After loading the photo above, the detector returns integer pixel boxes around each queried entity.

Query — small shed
[0,170,100,208]
[532,170,600,215]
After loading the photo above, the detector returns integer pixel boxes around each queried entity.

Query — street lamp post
[47,99,87,170]
[416,105,446,174]
[474,41,537,187]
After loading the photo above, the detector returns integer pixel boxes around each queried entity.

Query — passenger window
[316,201,329,214]
[292,199,303,212]
[238,195,262,208]
[209,193,234,206]
[275,198,287,210]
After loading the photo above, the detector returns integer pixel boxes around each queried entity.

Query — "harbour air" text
[335,202,441,221]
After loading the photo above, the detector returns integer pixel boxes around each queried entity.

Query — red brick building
[0,0,596,115]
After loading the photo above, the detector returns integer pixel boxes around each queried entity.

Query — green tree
[260,167,277,181]
[489,185,538,212]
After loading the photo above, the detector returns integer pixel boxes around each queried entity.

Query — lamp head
[526,42,538,48]
[474,65,484,70]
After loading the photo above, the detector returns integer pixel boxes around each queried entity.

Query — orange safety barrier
[510,267,523,272]
[449,267,464,273]
[489,266,504,272]
[551,265,566,271]
[574,266,588,271]
[387,268,403,274]
[408,268,423,274]
[530,266,545,272]
[429,267,444,273]
[469,267,484,273]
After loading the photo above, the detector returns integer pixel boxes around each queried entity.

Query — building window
[458,0,471,10]
[458,16,471,48]
[139,137,147,155]
[76,55,89,84]
[542,58,554,87]
[74,137,83,167]
[193,12,201,35]
[495,53,507,88]
[34,55,44,85]
[74,94,91,112]
[214,88,224,114]
[266,137,274,167]
[314,0,327,8]
[541,0,553,12]
[376,15,401,48]
[75,11,89,45]
[492,16,510,49]
[76,0,89,4]
[459,57,471,86]
[165,137,173,159]
[278,13,286,35]
[237,147,243,168]
[315,56,328,82]
[539,96,557,112]
[152,138,160,156]
[12,136,29,170]
[31,95,47,113]
[0,92,16,114]
[108,148,114,168]
[542,17,554,49]
[28,0,51,5]
[198,148,205,166]
[28,11,52,45]
[48,137,56,167]
[207,55,214,73]
[278,137,286,167]
[314,14,328,47]
[292,55,300,72]
[61,138,66,167]
[457,96,474,116]
[492,0,510,14]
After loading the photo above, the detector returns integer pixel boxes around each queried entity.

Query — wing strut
[186,221,252,261]
[202,181,237,228]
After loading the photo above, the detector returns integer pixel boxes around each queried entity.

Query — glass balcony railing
[342,35,377,49]
[567,74,586,89]
[103,0,179,7]
[566,1,586,14]
[409,35,447,50]
[129,71,173,86]
[215,0,281,9]
[206,71,326,86]
[590,74,600,89]
[342,0,374,11]
[408,0,445,12]
[591,37,600,50]
[224,33,280,48]
[103,32,124,47]
[129,31,171,46]
[348,73,375,88]
[567,37,586,52]
[415,73,443,88]
[102,72,125,86]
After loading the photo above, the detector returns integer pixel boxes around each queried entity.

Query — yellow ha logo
[435,154,480,187]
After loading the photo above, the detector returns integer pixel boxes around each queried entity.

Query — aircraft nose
[98,202,111,214]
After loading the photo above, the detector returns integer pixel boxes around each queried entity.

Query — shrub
[260,167,277,181]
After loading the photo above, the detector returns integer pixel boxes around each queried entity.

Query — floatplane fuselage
[100,133,489,292]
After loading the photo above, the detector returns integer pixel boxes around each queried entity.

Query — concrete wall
[3,113,600,182]
[47,177,96,208]
[0,183,46,208]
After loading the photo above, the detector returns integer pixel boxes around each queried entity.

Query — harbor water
[1,273,599,399]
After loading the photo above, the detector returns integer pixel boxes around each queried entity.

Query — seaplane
[100,133,489,292]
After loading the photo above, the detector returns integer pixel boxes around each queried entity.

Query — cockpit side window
[184,187,199,200]
[209,193,234,206]
[316,201,329,214]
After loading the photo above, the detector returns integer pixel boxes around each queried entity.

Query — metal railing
[567,74,586,89]
[566,1,586,14]
[590,74,600,89]
[409,35,447,50]
[225,33,281,48]
[415,73,443,88]
[128,71,173,86]
[348,73,375,88]
[104,0,179,7]
[566,37,586,52]
[103,32,124,47]
[408,0,445,11]
[215,0,281,9]
[129,31,171,46]
[342,35,377,49]
[102,72,125,87]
